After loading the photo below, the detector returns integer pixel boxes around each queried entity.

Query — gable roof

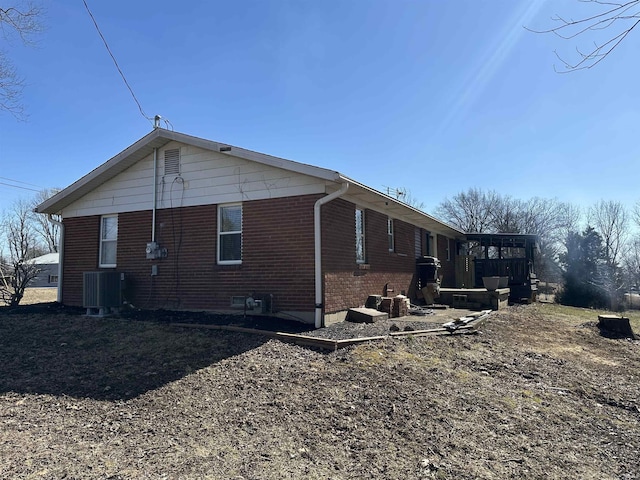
[35,128,464,238]
[29,253,59,265]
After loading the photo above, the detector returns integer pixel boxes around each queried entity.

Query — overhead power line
[0,181,41,192]
[82,0,153,125]
[0,176,43,189]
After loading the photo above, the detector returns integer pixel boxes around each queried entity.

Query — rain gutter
[47,214,64,303]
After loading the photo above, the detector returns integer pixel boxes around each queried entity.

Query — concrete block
[346,308,389,324]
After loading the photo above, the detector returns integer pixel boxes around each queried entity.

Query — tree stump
[597,315,637,339]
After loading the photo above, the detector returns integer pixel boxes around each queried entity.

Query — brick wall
[321,199,417,313]
[61,193,456,317]
[62,195,320,313]
[62,216,102,306]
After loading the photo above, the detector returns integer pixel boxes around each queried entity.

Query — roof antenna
[154,114,162,129]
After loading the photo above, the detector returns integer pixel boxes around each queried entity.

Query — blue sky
[0,0,638,216]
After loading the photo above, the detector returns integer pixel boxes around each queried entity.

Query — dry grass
[15,288,57,305]
[544,302,640,334]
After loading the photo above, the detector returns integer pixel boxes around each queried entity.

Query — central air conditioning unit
[83,271,123,315]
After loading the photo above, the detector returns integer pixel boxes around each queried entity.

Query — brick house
[36,128,465,327]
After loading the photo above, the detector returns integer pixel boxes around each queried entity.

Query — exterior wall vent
[230,296,246,308]
[83,271,123,314]
[164,148,180,175]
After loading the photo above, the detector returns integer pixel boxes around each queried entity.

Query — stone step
[346,307,389,324]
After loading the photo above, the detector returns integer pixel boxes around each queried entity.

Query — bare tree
[491,195,523,233]
[518,198,582,282]
[435,188,500,233]
[0,2,44,118]
[632,199,640,228]
[623,234,640,289]
[437,188,583,283]
[528,0,640,72]
[30,188,60,252]
[587,200,629,309]
[588,199,629,267]
[1,199,45,305]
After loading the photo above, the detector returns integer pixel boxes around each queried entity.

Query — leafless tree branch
[0,2,43,118]
[526,0,640,72]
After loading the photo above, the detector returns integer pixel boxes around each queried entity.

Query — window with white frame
[218,204,242,264]
[99,215,118,267]
[388,218,394,252]
[355,208,365,263]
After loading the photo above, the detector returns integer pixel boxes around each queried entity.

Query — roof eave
[337,175,466,238]
[36,129,343,215]
[34,129,460,238]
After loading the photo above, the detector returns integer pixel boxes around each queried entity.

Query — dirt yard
[1,302,639,479]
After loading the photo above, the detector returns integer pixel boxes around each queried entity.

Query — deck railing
[473,258,531,287]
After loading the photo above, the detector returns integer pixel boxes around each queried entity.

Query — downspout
[152,147,158,242]
[314,182,349,329]
[48,214,64,303]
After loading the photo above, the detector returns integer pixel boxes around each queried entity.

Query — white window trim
[217,203,242,265]
[388,218,394,252]
[99,214,118,268]
[356,207,366,264]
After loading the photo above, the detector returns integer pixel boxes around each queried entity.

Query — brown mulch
[1,303,639,479]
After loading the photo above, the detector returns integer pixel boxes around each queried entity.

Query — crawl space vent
[164,148,180,175]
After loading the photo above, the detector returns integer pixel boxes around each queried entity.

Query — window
[388,218,394,252]
[48,275,58,284]
[218,204,242,264]
[355,208,365,263]
[99,215,118,267]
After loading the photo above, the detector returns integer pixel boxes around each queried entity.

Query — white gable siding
[61,141,329,218]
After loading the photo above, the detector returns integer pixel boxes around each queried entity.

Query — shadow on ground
[0,304,291,401]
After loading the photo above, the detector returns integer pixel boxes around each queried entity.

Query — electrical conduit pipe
[314,182,349,328]
[152,147,157,242]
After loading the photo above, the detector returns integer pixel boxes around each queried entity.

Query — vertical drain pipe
[314,182,349,329]
[152,147,158,242]
[48,214,64,303]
